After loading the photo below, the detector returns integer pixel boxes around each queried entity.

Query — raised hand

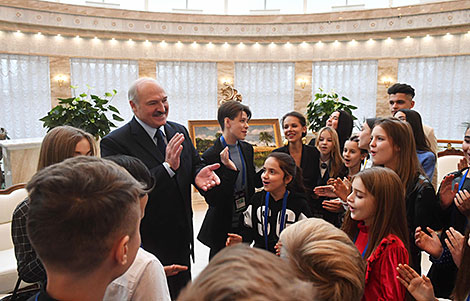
[458,157,469,171]
[226,233,243,247]
[396,264,436,301]
[439,174,458,209]
[195,163,221,191]
[415,227,443,258]
[333,177,351,202]
[164,264,188,277]
[454,189,470,218]
[445,227,465,267]
[165,133,184,170]
[220,147,237,171]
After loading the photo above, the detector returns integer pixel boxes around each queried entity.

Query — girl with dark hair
[309,110,354,153]
[226,152,312,253]
[274,111,321,205]
[342,167,410,300]
[394,109,436,180]
[358,118,377,152]
[369,118,442,275]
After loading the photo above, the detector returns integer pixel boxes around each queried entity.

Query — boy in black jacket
[197,101,260,259]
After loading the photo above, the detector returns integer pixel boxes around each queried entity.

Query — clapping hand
[396,264,436,301]
[322,199,345,213]
[445,227,465,267]
[333,177,351,202]
[165,133,185,170]
[455,189,470,218]
[458,157,469,171]
[314,185,336,198]
[439,174,458,209]
[415,227,443,259]
[274,241,282,256]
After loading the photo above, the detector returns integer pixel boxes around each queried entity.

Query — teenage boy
[388,82,438,188]
[26,156,144,301]
[197,101,261,259]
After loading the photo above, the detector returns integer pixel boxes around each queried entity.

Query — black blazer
[197,138,258,249]
[100,117,204,263]
[272,144,321,195]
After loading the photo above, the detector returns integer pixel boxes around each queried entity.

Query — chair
[0,184,27,294]
[437,149,464,187]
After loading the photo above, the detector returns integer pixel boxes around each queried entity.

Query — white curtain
[156,62,218,127]
[235,62,295,120]
[70,58,139,128]
[312,60,378,129]
[398,56,470,140]
[0,54,51,139]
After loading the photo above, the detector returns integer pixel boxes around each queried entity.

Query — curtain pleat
[312,60,378,128]
[398,56,470,140]
[156,62,218,127]
[0,54,50,139]
[234,62,295,120]
[70,58,139,129]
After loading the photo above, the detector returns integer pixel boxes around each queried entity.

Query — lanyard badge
[264,190,288,250]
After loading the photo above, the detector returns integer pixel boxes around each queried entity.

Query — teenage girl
[342,167,410,300]
[311,126,347,227]
[274,111,320,205]
[314,135,368,206]
[369,118,442,275]
[226,152,312,253]
[12,126,96,284]
[310,110,353,153]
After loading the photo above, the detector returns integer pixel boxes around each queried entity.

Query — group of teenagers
[10,79,470,300]
[198,82,470,300]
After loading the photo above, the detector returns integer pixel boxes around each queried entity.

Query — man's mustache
[153,111,167,117]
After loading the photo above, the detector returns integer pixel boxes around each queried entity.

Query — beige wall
[1,0,470,121]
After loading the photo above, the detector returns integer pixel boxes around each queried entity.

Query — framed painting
[188,118,283,169]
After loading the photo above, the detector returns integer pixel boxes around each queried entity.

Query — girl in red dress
[342,167,410,300]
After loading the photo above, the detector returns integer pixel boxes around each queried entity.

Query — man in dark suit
[100,78,220,299]
[197,101,261,259]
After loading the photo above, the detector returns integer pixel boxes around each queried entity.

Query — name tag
[234,191,246,212]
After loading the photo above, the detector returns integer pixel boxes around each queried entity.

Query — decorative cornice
[0,0,469,38]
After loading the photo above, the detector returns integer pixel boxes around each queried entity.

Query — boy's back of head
[26,156,144,291]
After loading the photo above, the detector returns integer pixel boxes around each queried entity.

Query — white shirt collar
[135,116,166,140]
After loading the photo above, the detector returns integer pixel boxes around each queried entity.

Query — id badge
[234,191,246,212]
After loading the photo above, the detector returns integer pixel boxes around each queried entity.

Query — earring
[302,137,307,144]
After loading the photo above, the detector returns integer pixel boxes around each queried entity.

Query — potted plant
[40,86,124,139]
[306,88,358,133]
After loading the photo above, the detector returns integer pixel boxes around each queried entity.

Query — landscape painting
[188,119,282,170]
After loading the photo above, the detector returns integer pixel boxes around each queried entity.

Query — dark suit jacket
[100,117,204,264]
[197,138,258,249]
[273,144,321,195]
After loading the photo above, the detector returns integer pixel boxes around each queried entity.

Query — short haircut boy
[178,244,315,301]
[27,156,144,276]
[387,83,415,98]
[217,100,252,130]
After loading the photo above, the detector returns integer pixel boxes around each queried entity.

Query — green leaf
[112,114,124,122]
[108,105,120,114]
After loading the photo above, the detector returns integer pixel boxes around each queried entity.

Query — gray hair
[128,77,159,104]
